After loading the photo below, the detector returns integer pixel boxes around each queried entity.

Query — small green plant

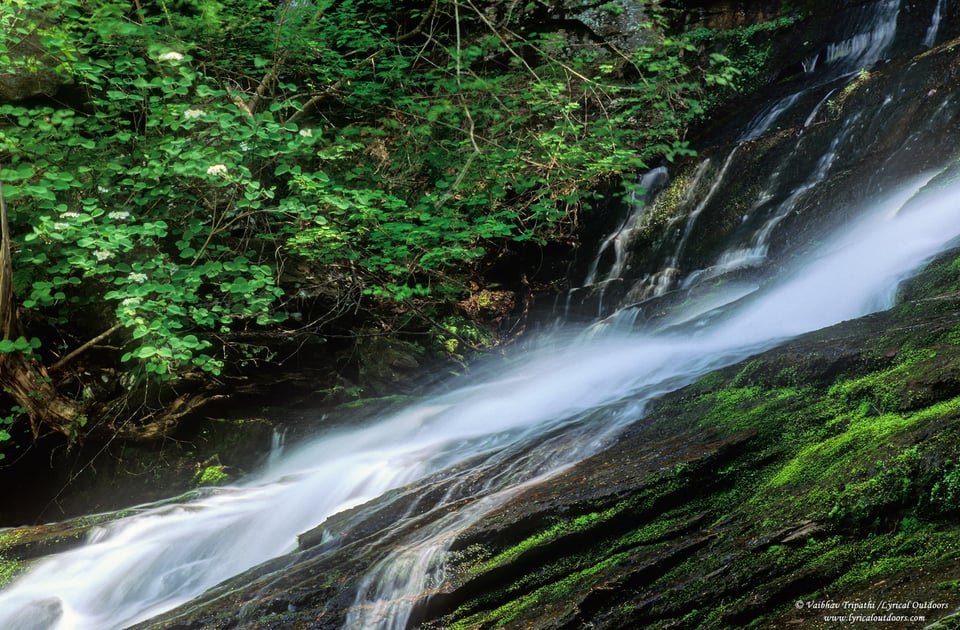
[930,464,960,513]
[194,464,230,487]
[0,404,23,460]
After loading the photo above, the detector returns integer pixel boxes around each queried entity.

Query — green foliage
[688,15,798,94]
[930,463,960,513]
[0,337,41,355]
[0,404,22,459]
[0,0,737,391]
[435,315,493,357]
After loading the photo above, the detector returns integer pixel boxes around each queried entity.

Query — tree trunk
[0,179,79,441]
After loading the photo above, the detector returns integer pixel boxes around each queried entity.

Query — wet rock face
[672,0,790,31]
[0,68,63,104]
[356,335,424,395]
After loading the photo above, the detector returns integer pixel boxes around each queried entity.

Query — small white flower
[53,222,69,231]
[97,186,110,194]
[239,142,251,152]
[128,272,148,283]
[158,51,184,63]
[206,164,229,177]
[108,211,131,221]
[183,108,206,120]
[298,128,313,138]
[121,297,139,306]
[60,211,80,219]
[94,249,113,261]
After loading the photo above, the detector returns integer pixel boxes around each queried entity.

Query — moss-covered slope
[417,250,960,629]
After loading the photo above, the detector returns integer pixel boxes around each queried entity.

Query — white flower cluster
[298,128,313,138]
[158,51,184,63]
[128,272,148,284]
[120,296,139,316]
[206,164,229,177]
[60,211,80,219]
[108,211,131,221]
[184,108,206,120]
[94,249,114,262]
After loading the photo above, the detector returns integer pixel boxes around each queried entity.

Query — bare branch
[0,178,14,340]
[49,323,124,373]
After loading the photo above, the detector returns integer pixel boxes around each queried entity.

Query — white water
[1,173,959,630]
[924,0,947,47]
[584,90,807,304]
[826,0,901,68]
[583,167,668,288]
[703,111,862,279]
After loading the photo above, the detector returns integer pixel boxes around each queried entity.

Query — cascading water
[610,92,800,304]
[2,2,960,629]
[825,0,901,68]
[924,0,947,47]
[340,183,960,630]
[573,0,938,311]
[1,173,959,630]
[682,110,862,290]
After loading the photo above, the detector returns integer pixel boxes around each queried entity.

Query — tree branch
[0,178,14,341]
[49,323,124,373]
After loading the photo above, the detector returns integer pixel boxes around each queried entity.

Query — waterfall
[266,425,287,468]
[583,166,669,288]
[343,171,960,628]
[924,0,947,47]
[580,167,669,314]
[825,0,901,69]
[690,110,862,285]
[576,89,808,307]
[1,2,958,629]
[1,172,959,630]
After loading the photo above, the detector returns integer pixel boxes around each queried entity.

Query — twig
[49,323,124,373]
[0,178,14,341]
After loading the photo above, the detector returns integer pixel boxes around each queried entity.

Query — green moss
[829,530,960,590]
[194,464,230,487]
[444,500,699,628]
[451,546,635,629]
[645,170,693,238]
[0,556,22,587]
[768,410,909,488]
[438,308,960,628]
[0,529,27,587]
[0,528,25,552]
